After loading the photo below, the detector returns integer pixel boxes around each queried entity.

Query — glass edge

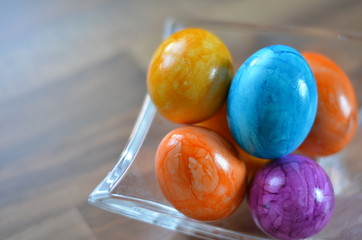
[89,18,178,203]
[171,17,362,42]
[90,193,269,240]
[89,94,156,201]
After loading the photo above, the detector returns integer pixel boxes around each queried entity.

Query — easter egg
[299,52,358,156]
[155,126,246,221]
[227,45,318,159]
[248,154,334,240]
[238,148,270,178]
[197,104,235,143]
[147,28,233,124]
[197,104,270,177]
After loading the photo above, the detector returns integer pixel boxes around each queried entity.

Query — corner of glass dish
[88,94,155,203]
[88,17,181,227]
[88,17,185,202]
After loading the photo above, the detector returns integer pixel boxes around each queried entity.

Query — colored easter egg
[147,28,233,124]
[248,154,334,240]
[196,104,235,143]
[299,52,358,156]
[238,148,270,178]
[197,104,270,177]
[155,126,246,221]
[227,45,318,159]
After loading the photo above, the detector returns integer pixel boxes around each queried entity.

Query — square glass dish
[89,18,362,240]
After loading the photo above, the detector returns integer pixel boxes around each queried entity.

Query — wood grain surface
[1,1,361,239]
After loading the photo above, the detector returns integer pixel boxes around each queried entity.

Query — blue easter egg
[227,45,317,159]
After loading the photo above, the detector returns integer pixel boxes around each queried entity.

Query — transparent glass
[89,18,362,240]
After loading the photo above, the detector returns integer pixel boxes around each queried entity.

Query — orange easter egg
[155,126,246,221]
[299,52,358,156]
[197,104,234,141]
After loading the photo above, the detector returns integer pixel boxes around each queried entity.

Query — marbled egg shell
[248,154,334,240]
[227,45,318,159]
[155,126,247,221]
[299,52,358,156]
[147,28,233,124]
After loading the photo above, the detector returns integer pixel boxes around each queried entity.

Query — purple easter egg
[248,154,334,240]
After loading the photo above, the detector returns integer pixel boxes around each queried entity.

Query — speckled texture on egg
[227,45,318,159]
[248,154,334,240]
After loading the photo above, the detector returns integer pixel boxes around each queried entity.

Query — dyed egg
[155,126,247,221]
[197,104,234,143]
[227,45,318,159]
[299,52,358,156]
[248,154,334,240]
[197,104,270,177]
[147,28,233,124]
[238,149,270,178]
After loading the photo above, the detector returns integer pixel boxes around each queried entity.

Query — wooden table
[1,1,361,239]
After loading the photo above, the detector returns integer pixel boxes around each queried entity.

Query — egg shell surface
[248,154,334,240]
[155,126,247,221]
[299,52,358,156]
[227,45,318,159]
[147,28,233,124]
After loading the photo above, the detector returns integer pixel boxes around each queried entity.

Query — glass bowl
[89,18,362,240]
